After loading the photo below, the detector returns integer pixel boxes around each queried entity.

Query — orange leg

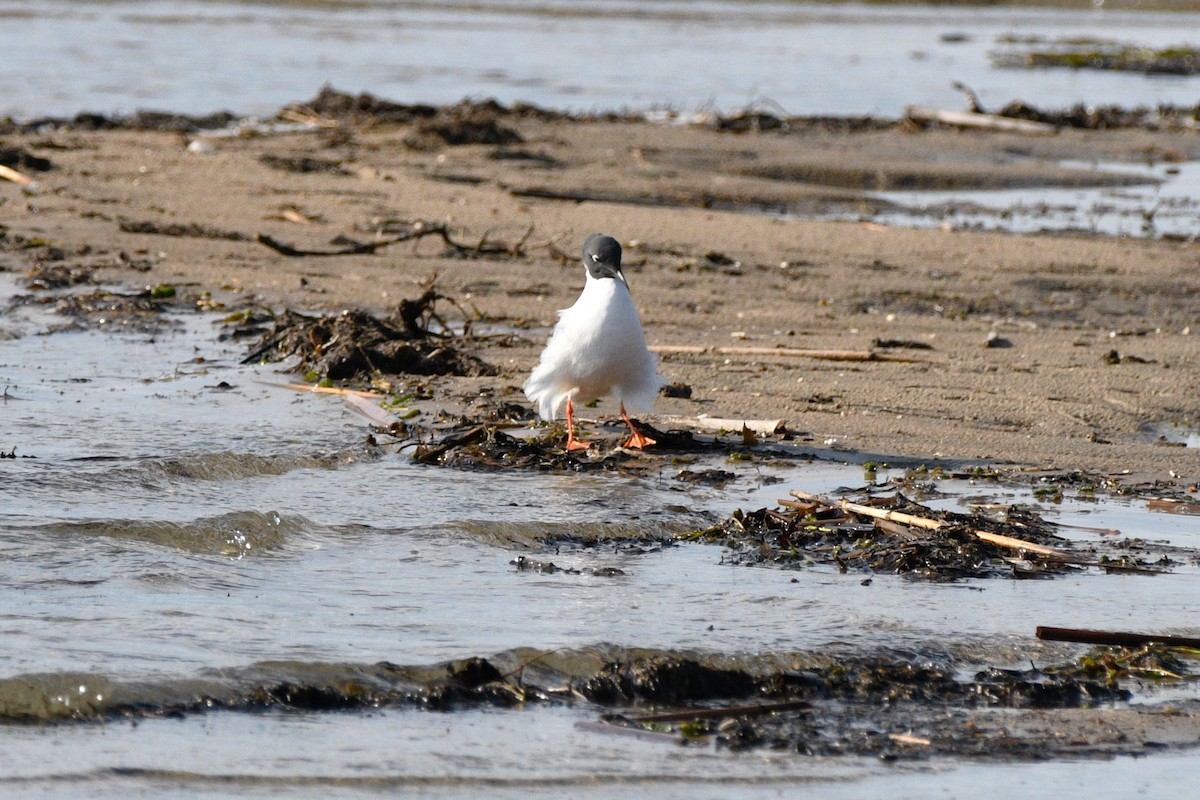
[564,397,593,451]
[620,402,656,449]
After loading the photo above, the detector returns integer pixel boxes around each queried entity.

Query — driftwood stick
[1036,626,1200,650]
[906,105,1057,134]
[888,732,932,746]
[840,500,946,531]
[972,529,1073,560]
[0,164,33,185]
[874,518,924,541]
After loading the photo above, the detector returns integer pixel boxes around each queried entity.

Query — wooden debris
[841,498,1077,560]
[1036,626,1200,650]
[888,732,932,746]
[839,500,945,531]
[343,394,401,426]
[972,529,1074,560]
[261,381,386,399]
[0,164,34,186]
[255,221,566,261]
[709,488,1176,579]
[661,415,786,436]
[905,105,1057,134]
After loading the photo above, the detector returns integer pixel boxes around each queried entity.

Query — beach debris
[243,291,495,381]
[658,416,786,437]
[118,219,249,241]
[985,331,1013,348]
[2,109,238,134]
[259,154,352,175]
[659,383,693,398]
[1037,626,1200,650]
[255,219,560,261]
[23,262,96,290]
[873,338,934,351]
[0,145,53,174]
[8,286,179,334]
[412,425,624,472]
[906,105,1056,134]
[0,164,34,186]
[686,489,1170,580]
[404,104,523,149]
[0,644,1161,761]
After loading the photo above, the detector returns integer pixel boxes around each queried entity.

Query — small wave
[28,510,314,557]
[144,448,381,481]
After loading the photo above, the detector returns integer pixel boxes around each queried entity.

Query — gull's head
[582,234,624,282]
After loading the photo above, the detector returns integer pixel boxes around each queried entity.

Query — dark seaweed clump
[410,419,709,472]
[4,646,1180,762]
[690,493,1080,581]
[244,291,495,381]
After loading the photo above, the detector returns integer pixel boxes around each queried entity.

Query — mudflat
[3,99,1198,486]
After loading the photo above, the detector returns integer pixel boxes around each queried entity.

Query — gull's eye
[591,254,600,262]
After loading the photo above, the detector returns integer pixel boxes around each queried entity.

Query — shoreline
[3,95,1199,489]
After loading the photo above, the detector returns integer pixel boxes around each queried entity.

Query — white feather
[524,271,665,421]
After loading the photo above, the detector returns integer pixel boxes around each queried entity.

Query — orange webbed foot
[622,430,657,449]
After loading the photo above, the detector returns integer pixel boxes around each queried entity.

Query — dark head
[582,234,624,282]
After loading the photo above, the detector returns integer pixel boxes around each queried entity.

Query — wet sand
[3,102,1199,487]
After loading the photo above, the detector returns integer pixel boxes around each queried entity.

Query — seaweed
[243,291,495,382]
[687,490,1168,581]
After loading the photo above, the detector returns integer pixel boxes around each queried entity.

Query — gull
[524,234,665,451]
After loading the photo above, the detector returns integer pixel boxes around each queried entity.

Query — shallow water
[4,709,1198,800]
[6,2,1199,241]
[4,280,1200,793]
[849,159,1200,239]
[5,1,1200,790]
[2,0,1200,119]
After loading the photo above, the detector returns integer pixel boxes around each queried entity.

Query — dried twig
[255,228,441,257]
[257,221,565,261]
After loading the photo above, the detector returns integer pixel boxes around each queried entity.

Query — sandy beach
[3,98,1199,486]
